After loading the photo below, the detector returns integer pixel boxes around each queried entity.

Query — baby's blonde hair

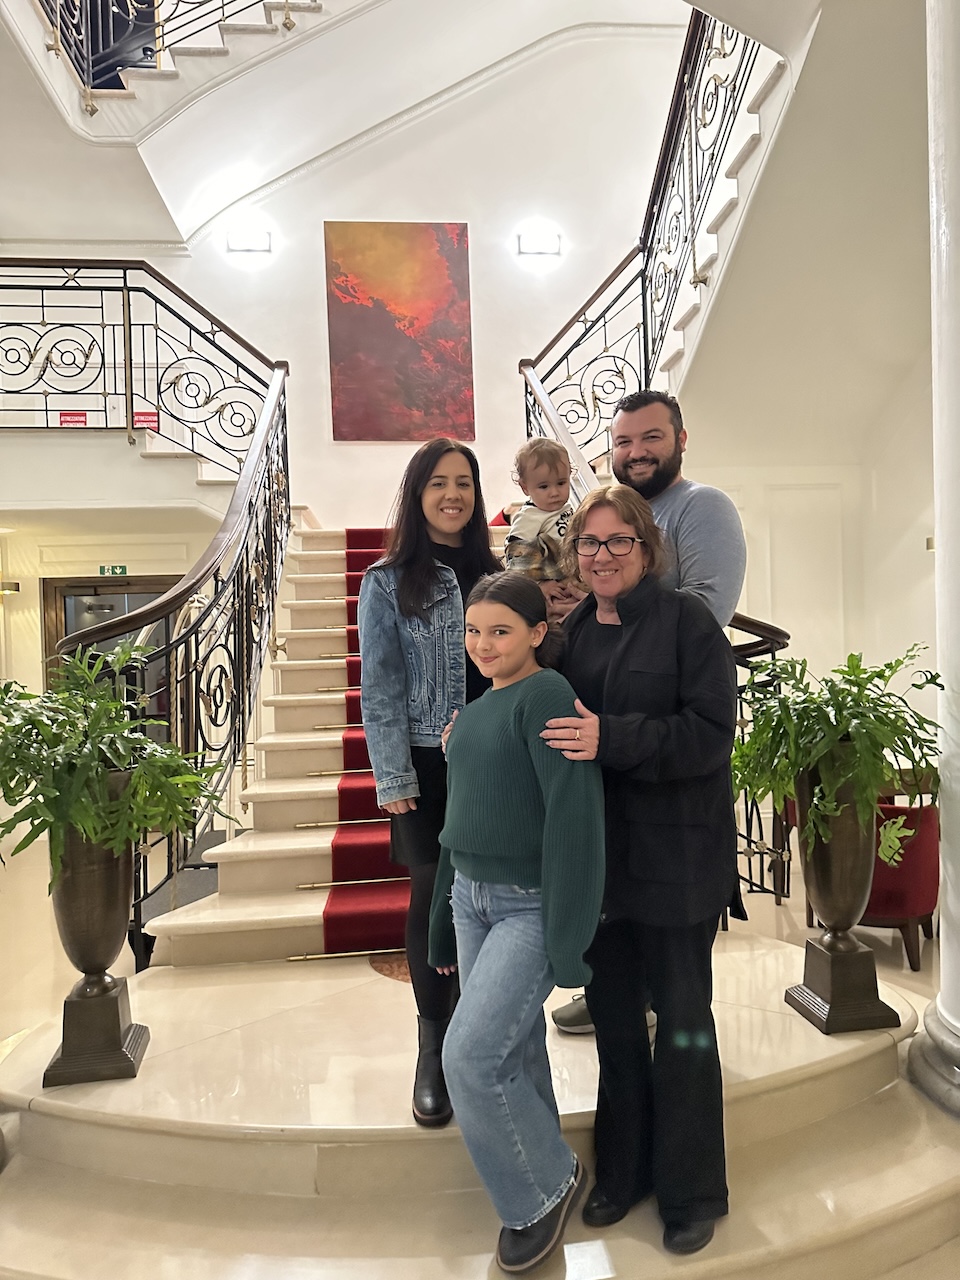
[514,438,570,484]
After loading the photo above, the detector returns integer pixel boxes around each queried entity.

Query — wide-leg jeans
[442,872,577,1229]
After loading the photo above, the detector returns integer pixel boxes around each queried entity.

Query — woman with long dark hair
[358,438,500,1127]
[428,573,605,1274]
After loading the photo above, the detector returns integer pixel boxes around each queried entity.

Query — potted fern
[0,643,225,1085]
[734,645,940,1033]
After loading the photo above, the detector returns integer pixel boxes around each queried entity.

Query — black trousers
[585,914,728,1224]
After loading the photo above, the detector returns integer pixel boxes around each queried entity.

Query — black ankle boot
[412,1015,452,1127]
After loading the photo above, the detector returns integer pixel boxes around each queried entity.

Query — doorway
[40,576,180,687]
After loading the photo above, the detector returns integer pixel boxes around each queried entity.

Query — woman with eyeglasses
[539,484,740,1258]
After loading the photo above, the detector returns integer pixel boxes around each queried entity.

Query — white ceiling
[0,0,690,247]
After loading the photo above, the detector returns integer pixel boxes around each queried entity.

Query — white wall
[152,28,686,529]
[0,518,219,691]
[860,354,937,699]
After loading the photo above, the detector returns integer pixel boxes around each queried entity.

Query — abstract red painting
[324,221,475,442]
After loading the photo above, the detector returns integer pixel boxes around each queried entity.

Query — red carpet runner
[322,530,411,953]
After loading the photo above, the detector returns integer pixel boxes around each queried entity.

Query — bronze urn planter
[43,798,150,1087]
[0,644,225,1088]
[784,768,900,1034]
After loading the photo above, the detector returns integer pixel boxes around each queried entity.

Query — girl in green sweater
[428,572,605,1275]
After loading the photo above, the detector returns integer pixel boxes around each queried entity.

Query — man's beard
[613,439,683,499]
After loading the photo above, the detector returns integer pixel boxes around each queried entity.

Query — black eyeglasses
[573,535,644,557]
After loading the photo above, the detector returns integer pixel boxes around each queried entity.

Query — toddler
[503,439,575,581]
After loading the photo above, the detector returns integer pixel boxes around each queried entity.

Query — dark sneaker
[496,1158,586,1273]
[551,994,594,1034]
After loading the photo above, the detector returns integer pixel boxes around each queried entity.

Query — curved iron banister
[54,360,291,968]
[56,364,288,655]
[521,10,766,463]
[0,258,273,471]
[0,259,275,370]
[519,360,603,505]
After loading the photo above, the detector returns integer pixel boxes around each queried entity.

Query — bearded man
[610,390,745,627]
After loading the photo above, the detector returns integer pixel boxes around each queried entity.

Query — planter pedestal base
[43,977,150,1088]
[785,938,900,1034]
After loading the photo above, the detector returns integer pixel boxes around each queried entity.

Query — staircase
[3,0,332,132]
[149,515,509,966]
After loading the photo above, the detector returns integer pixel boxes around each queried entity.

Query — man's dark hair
[613,390,683,436]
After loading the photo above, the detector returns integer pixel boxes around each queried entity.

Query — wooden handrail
[0,257,275,374]
[730,612,791,663]
[529,244,643,371]
[56,362,289,654]
[638,11,707,253]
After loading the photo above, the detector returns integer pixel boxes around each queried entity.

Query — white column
[908,0,960,1111]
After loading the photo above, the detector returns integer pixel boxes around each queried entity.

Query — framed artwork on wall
[324,221,475,442]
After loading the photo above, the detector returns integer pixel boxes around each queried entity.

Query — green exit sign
[99,565,127,577]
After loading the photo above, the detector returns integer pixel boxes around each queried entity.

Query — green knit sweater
[427,667,605,988]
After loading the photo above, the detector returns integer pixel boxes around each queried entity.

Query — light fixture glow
[517,229,562,256]
[511,217,567,275]
[226,226,272,254]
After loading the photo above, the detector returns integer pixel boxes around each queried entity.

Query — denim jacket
[358,561,467,805]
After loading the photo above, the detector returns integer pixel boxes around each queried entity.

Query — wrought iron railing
[0,259,273,475]
[55,361,290,967]
[37,0,303,108]
[521,10,768,464]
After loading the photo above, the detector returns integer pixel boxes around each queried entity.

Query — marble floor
[0,839,955,1280]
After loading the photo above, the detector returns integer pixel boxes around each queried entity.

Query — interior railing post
[122,273,135,445]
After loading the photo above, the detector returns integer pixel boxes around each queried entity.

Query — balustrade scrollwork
[0,260,273,474]
[525,12,765,467]
[55,365,290,968]
[36,0,300,100]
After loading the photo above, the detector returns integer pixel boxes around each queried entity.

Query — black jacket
[562,575,742,927]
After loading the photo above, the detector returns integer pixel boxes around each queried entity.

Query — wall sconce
[511,217,566,275]
[517,227,562,256]
[0,581,20,595]
[223,208,275,256]
[226,227,272,254]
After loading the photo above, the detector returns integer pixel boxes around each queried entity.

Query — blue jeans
[442,872,577,1229]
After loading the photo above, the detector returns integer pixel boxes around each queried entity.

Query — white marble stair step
[255,728,346,780]
[277,627,350,661]
[877,1237,960,1279]
[238,776,342,831]
[145,889,330,965]
[285,548,348,574]
[725,130,762,179]
[210,827,346,893]
[282,599,348,630]
[297,529,349,552]
[272,657,350,696]
[747,56,788,113]
[289,503,323,531]
[287,573,349,601]
[1,941,954,1280]
[262,691,350,734]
